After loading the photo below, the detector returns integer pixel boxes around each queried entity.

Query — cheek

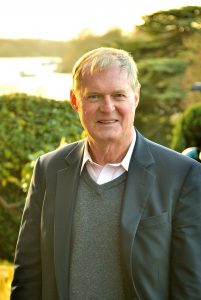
[119,103,135,117]
[79,107,95,125]
[83,108,94,118]
[81,103,97,117]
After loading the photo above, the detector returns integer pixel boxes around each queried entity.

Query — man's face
[70,65,139,146]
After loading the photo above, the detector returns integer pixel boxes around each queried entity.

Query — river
[0,57,72,101]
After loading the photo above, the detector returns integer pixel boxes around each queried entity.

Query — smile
[98,120,118,123]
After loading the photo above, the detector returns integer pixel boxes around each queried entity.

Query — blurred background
[0,1,201,298]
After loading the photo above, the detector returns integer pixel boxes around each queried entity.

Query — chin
[97,134,120,143]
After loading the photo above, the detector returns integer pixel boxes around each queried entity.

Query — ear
[134,92,140,108]
[70,90,79,111]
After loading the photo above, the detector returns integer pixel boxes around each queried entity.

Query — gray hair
[72,47,140,96]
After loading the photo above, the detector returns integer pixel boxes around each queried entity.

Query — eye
[86,94,101,102]
[113,93,126,100]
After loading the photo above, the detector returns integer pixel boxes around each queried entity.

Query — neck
[88,138,133,166]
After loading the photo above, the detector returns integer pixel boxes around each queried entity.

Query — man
[11,47,201,300]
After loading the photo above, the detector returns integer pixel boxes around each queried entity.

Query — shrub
[171,102,201,152]
[0,93,83,260]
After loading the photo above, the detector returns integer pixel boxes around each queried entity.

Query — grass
[0,261,13,300]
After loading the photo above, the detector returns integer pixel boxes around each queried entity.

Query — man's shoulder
[136,130,200,168]
[38,139,85,171]
[144,136,201,169]
[44,140,83,157]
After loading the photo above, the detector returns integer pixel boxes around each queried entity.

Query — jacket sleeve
[11,157,44,300]
[170,162,201,299]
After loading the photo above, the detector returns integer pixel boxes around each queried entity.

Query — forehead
[84,62,123,76]
[81,71,134,99]
[82,65,130,86]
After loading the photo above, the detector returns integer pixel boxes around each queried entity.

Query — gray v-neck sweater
[69,167,127,300]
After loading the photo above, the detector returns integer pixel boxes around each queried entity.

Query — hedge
[171,102,201,152]
[0,93,83,260]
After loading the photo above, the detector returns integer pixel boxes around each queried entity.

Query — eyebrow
[113,89,129,93]
[85,89,130,95]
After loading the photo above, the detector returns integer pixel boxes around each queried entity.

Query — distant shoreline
[0,38,67,58]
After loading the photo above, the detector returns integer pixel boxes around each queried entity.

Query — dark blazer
[11,130,201,300]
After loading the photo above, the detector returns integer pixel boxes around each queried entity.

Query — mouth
[97,120,118,124]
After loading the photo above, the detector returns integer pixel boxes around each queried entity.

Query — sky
[1,0,201,41]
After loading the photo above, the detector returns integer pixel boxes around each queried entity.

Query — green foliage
[0,93,82,190]
[138,57,188,115]
[0,94,83,260]
[132,57,188,146]
[133,6,201,59]
[171,103,201,152]
[0,205,21,261]
[122,7,200,145]
[139,6,201,35]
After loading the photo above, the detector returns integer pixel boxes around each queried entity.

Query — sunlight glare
[0,0,201,40]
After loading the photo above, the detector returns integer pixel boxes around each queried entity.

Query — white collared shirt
[80,130,136,185]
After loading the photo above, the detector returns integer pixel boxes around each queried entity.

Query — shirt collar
[80,129,136,173]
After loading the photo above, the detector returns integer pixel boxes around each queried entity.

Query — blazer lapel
[54,141,85,300]
[120,131,156,298]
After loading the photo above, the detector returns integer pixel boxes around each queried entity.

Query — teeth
[99,120,115,123]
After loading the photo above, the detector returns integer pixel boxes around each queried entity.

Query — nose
[99,96,115,113]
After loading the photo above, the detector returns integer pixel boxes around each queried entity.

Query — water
[0,57,72,101]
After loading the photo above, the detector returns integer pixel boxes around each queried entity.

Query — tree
[138,6,201,42]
